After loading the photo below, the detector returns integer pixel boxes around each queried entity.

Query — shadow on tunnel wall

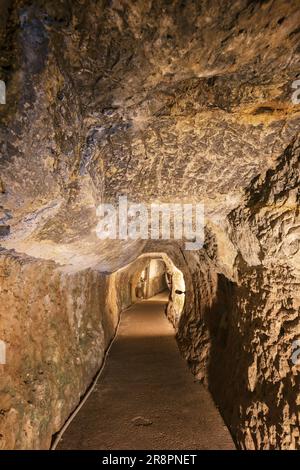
[202,273,242,448]
[188,264,299,450]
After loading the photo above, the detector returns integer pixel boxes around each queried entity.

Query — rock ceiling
[0,0,299,270]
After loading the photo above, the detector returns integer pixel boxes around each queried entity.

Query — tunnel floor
[56,292,235,450]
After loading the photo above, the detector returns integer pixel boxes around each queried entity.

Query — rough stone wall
[176,250,217,381]
[0,249,159,450]
[225,136,300,450]
[0,249,108,449]
[146,274,166,298]
[177,138,300,449]
[146,259,167,298]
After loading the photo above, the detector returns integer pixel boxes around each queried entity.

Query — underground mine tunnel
[0,0,300,455]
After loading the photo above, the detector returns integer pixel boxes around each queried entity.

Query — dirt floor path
[56,292,235,450]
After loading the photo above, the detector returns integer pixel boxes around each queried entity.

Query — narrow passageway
[56,292,235,450]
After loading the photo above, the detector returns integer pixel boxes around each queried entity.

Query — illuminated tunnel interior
[0,0,299,452]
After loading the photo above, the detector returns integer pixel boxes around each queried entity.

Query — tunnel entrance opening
[133,258,168,301]
[132,252,186,327]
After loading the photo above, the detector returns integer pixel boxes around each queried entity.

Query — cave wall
[146,273,167,299]
[0,249,161,449]
[0,249,110,449]
[177,138,300,449]
[145,259,167,299]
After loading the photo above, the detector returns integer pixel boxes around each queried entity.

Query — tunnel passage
[130,258,168,301]
[54,289,234,450]
[51,252,232,450]
[0,0,300,452]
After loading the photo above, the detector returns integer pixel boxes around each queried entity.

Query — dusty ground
[56,292,235,450]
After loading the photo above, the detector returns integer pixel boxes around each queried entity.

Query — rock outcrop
[177,138,300,449]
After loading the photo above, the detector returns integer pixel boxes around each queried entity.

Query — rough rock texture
[0,249,163,449]
[0,0,300,451]
[0,249,112,449]
[177,138,300,449]
[145,259,167,298]
[0,0,300,263]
